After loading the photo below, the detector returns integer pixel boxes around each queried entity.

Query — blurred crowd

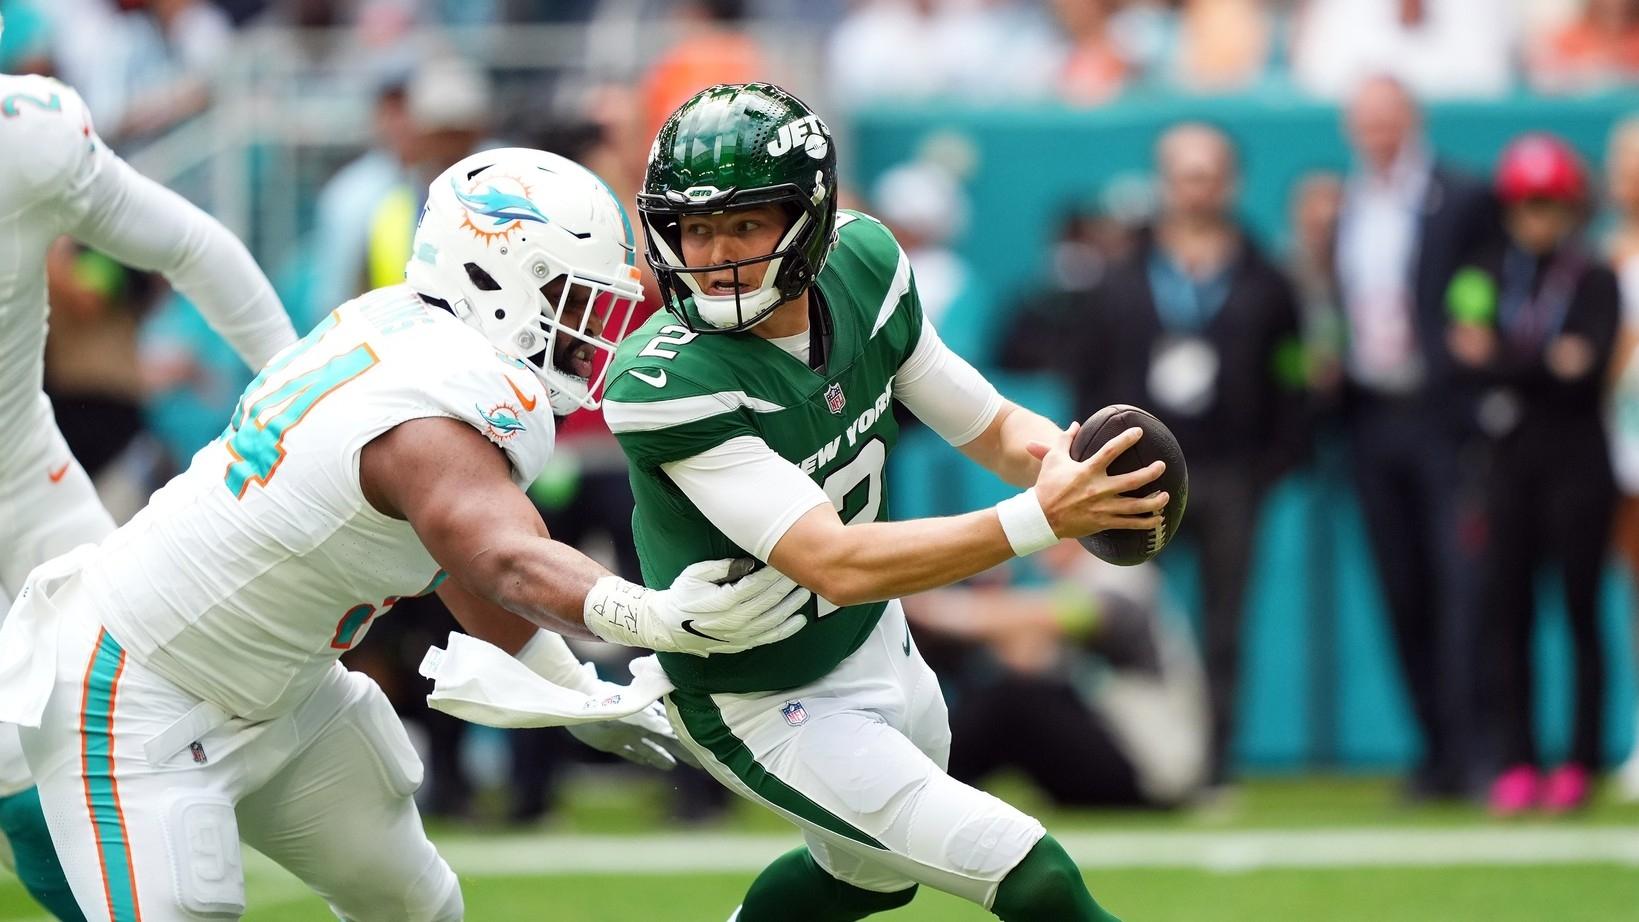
[1000,77,1639,815]
[13,0,1639,824]
[6,1,1639,135]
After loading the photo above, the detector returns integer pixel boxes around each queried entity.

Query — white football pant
[17,578,461,921]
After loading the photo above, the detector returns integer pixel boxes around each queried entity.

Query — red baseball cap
[1495,133,1588,205]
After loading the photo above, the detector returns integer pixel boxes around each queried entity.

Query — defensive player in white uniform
[0,65,298,919]
[0,147,810,921]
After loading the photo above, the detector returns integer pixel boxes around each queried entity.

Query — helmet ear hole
[464,262,502,291]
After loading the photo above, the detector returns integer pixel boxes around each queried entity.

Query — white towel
[0,545,99,728]
[420,632,674,729]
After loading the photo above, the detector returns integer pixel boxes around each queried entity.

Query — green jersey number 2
[815,437,885,617]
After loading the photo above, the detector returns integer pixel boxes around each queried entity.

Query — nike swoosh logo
[630,368,667,388]
[47,462,69,483]
[680,619,728,643]
[505,376,539,412]
[902,624,912,657]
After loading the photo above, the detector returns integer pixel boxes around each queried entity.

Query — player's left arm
[894,317,1064,487]
[61,138,297,368]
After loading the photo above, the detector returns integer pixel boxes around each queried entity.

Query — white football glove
[512,632,695,771]
[582,558,810,657]
[565,687,699,772]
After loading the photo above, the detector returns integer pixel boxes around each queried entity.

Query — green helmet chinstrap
[638,82,840,333]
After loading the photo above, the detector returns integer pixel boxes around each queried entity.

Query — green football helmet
[639,82,839,333]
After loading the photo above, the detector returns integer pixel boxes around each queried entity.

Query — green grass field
[5,776,1639,920]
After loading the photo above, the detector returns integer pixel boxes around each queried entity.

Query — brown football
[1069,404,1188,566]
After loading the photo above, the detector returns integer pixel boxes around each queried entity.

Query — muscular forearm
[437,579,600,691]
[458,534,608,641]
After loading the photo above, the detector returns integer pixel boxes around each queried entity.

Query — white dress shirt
[1337,144,1434,394]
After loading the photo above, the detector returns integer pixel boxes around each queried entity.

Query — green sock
[990,835,1119,922]
[0,787,86,922]
[736,847,917,922]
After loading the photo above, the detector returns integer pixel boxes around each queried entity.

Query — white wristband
[514,629,599,693]
[582,575,650,649]
[995,488,1059,557]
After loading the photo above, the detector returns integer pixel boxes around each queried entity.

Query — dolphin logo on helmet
[453,179,552,229]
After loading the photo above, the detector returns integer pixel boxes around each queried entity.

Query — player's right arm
[607,340,1166,609]
[358,416,809,654]
[676,425,1165,608]
[361,415,604,641]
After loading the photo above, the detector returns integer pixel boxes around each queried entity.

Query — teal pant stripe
[670,689,886,850]
[82,630,141,922]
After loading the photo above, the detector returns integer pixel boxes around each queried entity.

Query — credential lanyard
[1498,244,1584,353]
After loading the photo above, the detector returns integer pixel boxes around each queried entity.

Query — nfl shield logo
[189,741,208,765]
[780,700,809,727]
[824,382,846,415]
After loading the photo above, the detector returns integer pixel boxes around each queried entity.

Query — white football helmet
[407,147,644,414]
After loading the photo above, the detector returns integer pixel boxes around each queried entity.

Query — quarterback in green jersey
[604,84,1168,922]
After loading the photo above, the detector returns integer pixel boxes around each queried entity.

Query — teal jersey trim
[221,315,380,497]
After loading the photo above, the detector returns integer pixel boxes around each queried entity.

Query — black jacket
[1007,226,1306,478]
[1447,239,1620,442]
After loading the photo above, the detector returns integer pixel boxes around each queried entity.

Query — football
[1069,404,1189,566]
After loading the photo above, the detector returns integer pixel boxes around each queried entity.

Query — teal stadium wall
[852,93,1639,771]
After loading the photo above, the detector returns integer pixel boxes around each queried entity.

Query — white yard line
[227,826,1639,879]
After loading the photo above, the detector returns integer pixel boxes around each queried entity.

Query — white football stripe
[869,247,912,338]
[604,391,785,433]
